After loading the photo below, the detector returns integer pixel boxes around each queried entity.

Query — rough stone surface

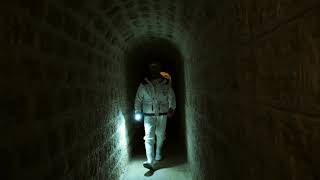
[1,0,320,180]
[185,0,320,179]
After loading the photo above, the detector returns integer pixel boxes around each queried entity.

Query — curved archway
[124,37,187,160]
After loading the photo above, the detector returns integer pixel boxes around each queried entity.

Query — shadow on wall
[124,37,187,159]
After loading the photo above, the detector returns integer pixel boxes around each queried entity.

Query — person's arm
[134,84,144,113]
[168,86,176,110]
[167,86,176,118]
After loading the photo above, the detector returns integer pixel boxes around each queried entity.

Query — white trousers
[144,115,167,163]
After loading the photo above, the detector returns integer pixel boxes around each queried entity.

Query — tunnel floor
[121,139,190,180]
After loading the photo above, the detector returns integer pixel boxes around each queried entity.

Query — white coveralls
[134,77,176,164]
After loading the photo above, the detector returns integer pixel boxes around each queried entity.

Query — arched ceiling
[49,0,222,60]
[94,0,188,42]
[60,0,200,47]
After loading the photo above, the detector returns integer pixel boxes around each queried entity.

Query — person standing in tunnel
[134,61,176,170]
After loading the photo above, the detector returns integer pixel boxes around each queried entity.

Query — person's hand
[167,108,175,118]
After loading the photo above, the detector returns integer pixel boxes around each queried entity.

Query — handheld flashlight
[134,112,143,121]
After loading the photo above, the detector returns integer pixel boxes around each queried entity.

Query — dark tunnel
[124,38,186,158]
[2,0,320,180]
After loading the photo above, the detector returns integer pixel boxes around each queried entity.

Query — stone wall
[185,0,320,179]
[2,0,320,179]
[1,1,129,179]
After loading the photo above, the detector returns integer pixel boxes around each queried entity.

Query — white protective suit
[134,77,176,163]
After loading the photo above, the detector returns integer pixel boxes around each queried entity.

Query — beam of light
[118,112,128,148]
[115,111,130,170]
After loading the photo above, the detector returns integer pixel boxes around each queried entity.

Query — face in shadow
[148,62,162,80]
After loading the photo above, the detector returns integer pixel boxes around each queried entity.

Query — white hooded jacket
[135,77,176,115]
